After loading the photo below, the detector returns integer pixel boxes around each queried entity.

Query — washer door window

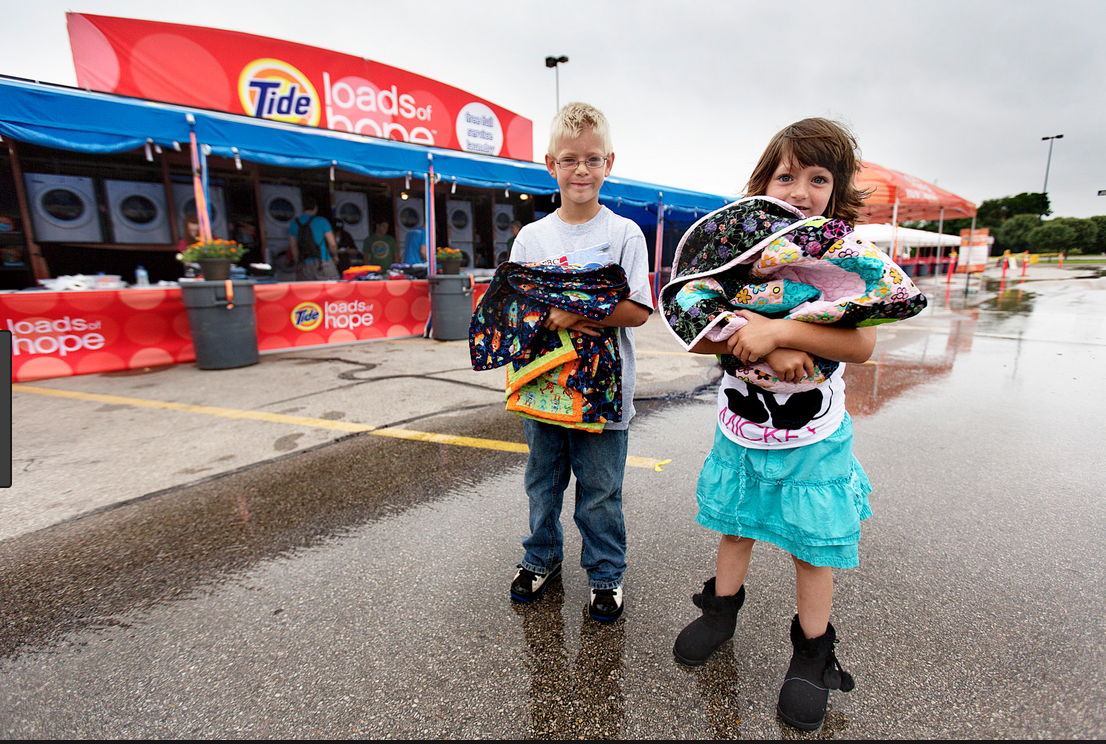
[450,209,469,231]
[494,211,510,233]
[337,201,363,228]
[119,195,159,228]
[183,197,220,224]
[399,206,421,229]
[268,197,296,224]
[41,188,94,229]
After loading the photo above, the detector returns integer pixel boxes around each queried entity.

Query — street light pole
[1041,133,1064,199]
[545,55,568,111]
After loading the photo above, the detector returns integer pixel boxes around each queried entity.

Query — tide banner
[67,13,532,160]
[2,288,196,382]
[4,282,488,381]
[254,280,430,351]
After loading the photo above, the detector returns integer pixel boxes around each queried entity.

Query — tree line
[902,192,1106,256]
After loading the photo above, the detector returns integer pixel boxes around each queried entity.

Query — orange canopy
[855,161,976,224]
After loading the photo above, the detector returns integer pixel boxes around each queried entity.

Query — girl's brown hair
[744,118,869,226]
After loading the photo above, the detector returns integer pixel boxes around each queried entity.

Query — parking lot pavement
[4,312,719,541]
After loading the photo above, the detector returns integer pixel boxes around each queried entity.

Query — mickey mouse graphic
[723,381,829,432]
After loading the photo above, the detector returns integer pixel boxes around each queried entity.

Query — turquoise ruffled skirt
[696,414,872,568]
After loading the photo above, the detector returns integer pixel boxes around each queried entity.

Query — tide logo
[238,59,321,127]
[291,302,323,331]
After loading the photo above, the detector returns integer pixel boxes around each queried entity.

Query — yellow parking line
[370,427,528,453]
[13,384,377,433]
[12,384,665,469]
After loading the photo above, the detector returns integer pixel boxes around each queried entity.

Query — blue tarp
[0,76,730,218]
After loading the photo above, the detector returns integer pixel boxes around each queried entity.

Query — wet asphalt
[2,265,1105,738]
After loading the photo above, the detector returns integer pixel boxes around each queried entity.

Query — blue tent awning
[0,76,731,218]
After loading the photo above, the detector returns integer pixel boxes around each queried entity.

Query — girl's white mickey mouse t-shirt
[716,366,847,450]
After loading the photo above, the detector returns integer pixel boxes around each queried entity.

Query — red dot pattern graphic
[3,282,487,381]
[3,289,192,382]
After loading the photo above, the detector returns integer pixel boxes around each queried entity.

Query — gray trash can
[180,279,259,370]
[428,275,474,341]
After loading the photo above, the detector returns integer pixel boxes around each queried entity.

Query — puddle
[0,407,523,659]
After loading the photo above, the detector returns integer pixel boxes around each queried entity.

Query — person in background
[402,223,427,264]
[178,214,201,251]
[288,195,339,281]
[332,219,362,274]
[507,220,523,252]
[234,218,258,248]
[365,220,399,269]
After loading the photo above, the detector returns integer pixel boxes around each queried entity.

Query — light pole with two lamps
[1041,133,1063,220]
[545,55,568,112]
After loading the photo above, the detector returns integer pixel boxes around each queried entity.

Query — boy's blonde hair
[548,102,613,157]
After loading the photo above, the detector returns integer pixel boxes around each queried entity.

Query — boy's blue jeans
[520,418,628,590]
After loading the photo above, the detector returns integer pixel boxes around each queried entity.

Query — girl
[660,118,926,731]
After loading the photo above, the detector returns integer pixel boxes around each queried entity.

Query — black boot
[777,614,855,731]
[673,577,746,666]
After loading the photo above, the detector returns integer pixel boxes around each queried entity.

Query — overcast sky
[3,0,1103,219]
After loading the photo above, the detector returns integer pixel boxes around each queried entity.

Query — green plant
[436,246,462,261]
[178,239,247,263]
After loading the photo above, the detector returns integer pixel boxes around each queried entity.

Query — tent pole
[935,206,945,277]
[187,116,212,243]
[426,154,436,276]
[653,194,664,301]
[890,196,899,263]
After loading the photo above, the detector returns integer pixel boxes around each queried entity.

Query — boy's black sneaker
[588,586,624,623]
[510,562,562,602]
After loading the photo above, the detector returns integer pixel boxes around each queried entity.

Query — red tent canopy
[855,161,976,224]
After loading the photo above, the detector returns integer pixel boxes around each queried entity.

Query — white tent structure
[852,224,962,256]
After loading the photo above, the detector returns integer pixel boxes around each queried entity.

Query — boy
[507,102,652,622]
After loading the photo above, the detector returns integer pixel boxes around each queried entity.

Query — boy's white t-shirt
[509,206,653,430]
[716,367,847,449]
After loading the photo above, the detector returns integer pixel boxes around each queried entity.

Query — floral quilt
[661,196,928,393]
[469,260,629,429]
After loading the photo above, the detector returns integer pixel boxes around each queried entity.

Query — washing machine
[446,199,474,244]
[493,203,515,264]
[394,196,424,250]
[493,204,514,242]
[454,243,474,269]
[104,180,172,244]
[260,184,303,266]
[23,173,103,243]
[172,183,228,240]
[334,190,370,244]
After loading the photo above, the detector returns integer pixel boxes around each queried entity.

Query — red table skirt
[3,280,487,382]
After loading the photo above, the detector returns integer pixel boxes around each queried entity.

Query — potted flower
[436,246,463,274]
[177,237,259,370]
[178,239,248,281]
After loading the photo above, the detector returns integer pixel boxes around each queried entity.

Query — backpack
[295,216,322,261]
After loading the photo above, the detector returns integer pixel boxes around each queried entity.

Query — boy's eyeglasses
[555,156,607,170]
